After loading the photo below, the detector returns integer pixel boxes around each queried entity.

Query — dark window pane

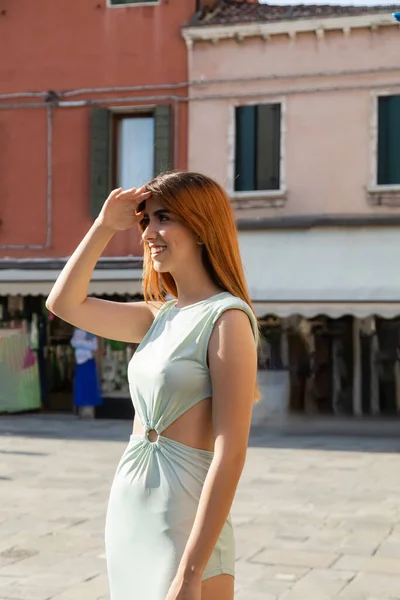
[378,95,400,185]
[256,104,281,191]
[235,106,256,191]
[235,103,281,192]
[111,0,155,4]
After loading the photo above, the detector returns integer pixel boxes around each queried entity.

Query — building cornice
[0,257,144,271]
[236,214,400,231]
[182,12,397,46]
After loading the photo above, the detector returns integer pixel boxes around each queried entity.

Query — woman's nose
[142,222,157,242]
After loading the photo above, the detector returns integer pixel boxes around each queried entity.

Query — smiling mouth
[150,246,167,258]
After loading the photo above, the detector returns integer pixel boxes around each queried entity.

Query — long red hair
[140,171,260,400]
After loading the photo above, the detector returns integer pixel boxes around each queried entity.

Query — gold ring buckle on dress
[146,429,159,443]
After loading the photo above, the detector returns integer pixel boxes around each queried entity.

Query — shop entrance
[0,294,139,419]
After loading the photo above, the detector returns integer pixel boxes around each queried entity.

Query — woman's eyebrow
[152,209,170,217]
[142,208,170,218]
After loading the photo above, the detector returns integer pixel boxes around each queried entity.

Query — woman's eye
[159,214,169,222]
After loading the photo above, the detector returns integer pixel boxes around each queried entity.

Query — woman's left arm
[170,309,257,592]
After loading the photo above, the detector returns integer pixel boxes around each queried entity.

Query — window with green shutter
[90,105,172,218]
[110,0,159,5]
[378,95,400,185]
[113,112,155,190]
[235,103,281,192]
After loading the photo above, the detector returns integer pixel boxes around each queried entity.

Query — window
[378,95,400,185]
[113,114,155,190]
[235,103,281,192]
[110,0,158,5]
[90,105,172,218]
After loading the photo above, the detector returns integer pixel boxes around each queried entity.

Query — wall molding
[183,13,396,46]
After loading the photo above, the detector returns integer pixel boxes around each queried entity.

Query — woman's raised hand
[96,186,152,232]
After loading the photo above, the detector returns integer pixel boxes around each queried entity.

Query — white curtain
[117,117,154,190]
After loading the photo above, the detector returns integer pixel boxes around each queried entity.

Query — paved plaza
[1,415,400,599]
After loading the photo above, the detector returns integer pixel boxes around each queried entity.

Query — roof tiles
[189,0,400,27]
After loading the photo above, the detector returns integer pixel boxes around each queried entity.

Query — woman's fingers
[109,187,123,199]
[135,186,152,200]
[115,187,136,200]
[112,186,151,221]
[116,186,152,201]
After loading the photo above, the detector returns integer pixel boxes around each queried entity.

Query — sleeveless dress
[105,292,258,600]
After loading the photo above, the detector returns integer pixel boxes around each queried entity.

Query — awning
[239,227,400,318]
[0,259,143,296]
[253,302,400,319]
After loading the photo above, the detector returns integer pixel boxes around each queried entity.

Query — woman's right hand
[96,186,152,232]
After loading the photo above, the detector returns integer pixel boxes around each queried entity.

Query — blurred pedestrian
[70,327,102,418]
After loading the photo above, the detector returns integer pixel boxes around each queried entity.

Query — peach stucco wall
[187,25,400,217]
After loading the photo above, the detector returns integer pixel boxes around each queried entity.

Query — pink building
[184,1,400,419]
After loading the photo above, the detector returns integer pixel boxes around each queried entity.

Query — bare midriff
[132,396,214,452]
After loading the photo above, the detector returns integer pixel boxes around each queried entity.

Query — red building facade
[0,0,193,265]
[0,0,197,414]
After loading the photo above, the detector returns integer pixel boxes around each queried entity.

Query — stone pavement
[1,415,400,599]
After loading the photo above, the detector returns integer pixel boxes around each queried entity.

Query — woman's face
[140,196,200,274]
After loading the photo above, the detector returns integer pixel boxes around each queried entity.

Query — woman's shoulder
[212,292,253,312]
[210,293,259,343]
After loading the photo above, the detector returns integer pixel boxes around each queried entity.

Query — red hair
[140,171,260,400]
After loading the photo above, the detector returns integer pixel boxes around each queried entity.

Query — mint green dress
[105,292,258,600]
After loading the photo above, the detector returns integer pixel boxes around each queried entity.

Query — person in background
[70,327,102,418]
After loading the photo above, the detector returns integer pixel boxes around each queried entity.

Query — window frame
[89,103,172,218]
[369,89,400,193]
[111,109,155,190]
[227,97,287,203]
[107,0,160,7]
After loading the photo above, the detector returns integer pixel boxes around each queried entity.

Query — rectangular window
[110,1,157,5]
[378,95,400,185]
[90,105,172,218]
[113,114,155,189]
[235,103,281,192]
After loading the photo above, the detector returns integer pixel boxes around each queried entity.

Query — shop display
[0,327,41,413]
[101,341,137,397]
[0,293,141,416]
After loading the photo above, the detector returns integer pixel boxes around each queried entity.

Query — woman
[46,171,259,600]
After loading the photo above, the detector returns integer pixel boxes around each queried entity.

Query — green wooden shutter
[256,104,281,191]
[111,0,154,4]
[378,96,400,185]
[387,96,400,184]
[90,107,111,219]
[154,105,172,176]
[235,106,256,191]
[378,97,390,185]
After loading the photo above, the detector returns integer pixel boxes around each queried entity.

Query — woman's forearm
[46,219,115,314]
[178,451,246,581]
